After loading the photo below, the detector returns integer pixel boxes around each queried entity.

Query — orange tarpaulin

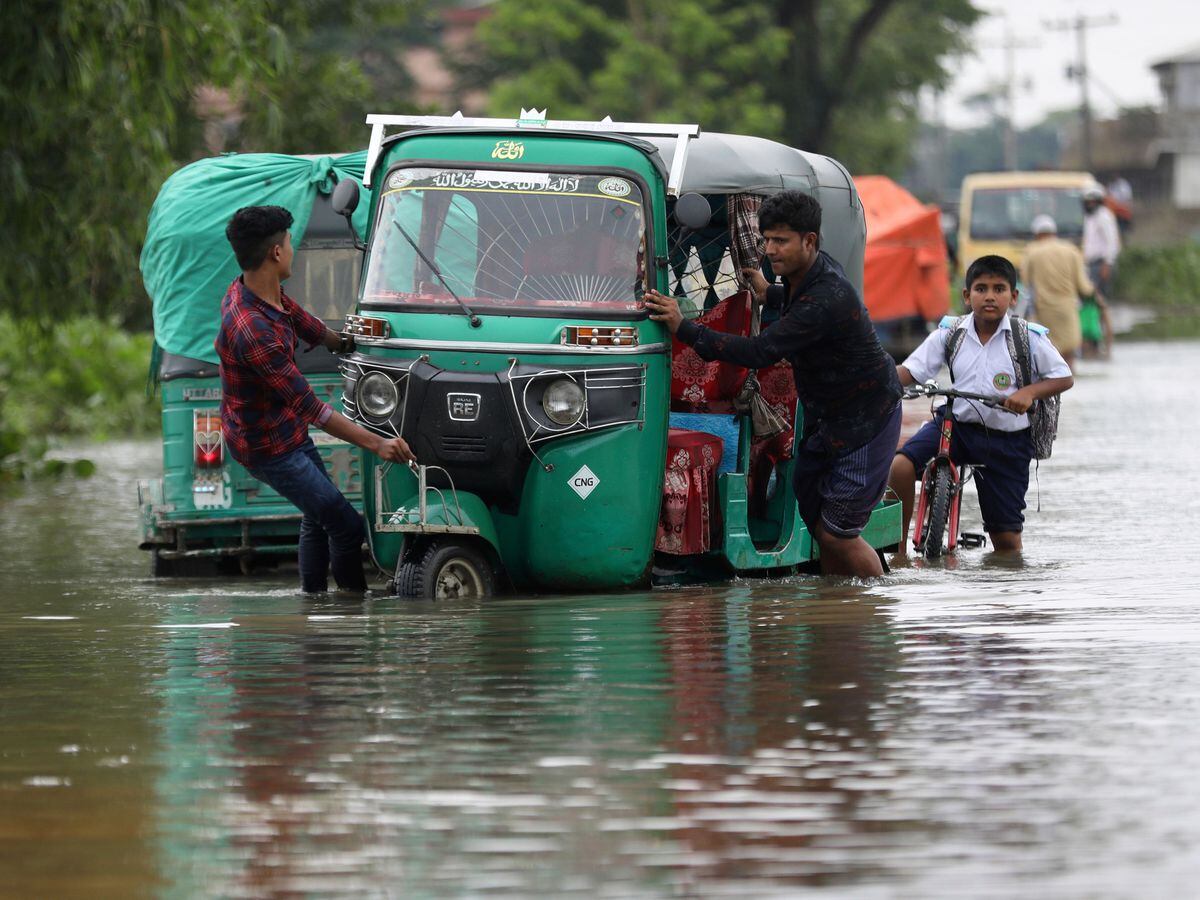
[854,175,949,324]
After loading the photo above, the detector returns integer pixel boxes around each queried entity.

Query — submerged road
[2,340,1199,897]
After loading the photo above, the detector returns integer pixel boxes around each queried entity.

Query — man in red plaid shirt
[216,206,414,593]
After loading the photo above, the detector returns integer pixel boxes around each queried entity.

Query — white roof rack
[362,111,700,195]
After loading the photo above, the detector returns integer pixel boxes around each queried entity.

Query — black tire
[922,462,953,560]
[396,539,495,600]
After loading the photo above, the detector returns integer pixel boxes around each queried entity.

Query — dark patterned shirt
[215,277,332,467]
[676,250,901,450]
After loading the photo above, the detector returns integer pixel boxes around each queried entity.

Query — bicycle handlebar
[902,381,1011,410]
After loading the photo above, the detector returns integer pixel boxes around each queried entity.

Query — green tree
[768,0,980,171]
[470,0,787,137]
[0,0,422,327]
[470,0,981,174]
[236,2,428,153]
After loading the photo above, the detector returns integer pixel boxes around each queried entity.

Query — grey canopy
[646,131,866,291]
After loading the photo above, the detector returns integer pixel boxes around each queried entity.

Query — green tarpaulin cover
[140,151,369,365]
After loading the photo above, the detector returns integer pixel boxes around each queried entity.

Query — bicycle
[903,381,1015,559]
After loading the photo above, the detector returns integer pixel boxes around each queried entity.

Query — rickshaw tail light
[193,410,224,469]
[345,314,391,339]
[561,325,638,347]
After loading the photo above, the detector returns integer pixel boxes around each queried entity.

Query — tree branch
[810,0,899,146]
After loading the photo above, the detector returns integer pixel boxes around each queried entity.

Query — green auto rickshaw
[138,152,370,575]
[330,113,900,598]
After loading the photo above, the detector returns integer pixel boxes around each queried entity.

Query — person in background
[1107,175,1132,205]
[1021,214,1093,370]
[216,205,415,595]
[1106,174,1134,235]
[643,190,902,578]
[1082,182,1121,299]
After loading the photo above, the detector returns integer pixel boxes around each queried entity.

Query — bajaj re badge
[447,393,480,421]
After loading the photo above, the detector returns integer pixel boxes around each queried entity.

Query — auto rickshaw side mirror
[675,192,712,230]
[332,178,360,216]
[331,178,366,251]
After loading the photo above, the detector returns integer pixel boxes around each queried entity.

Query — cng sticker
[569,465,599,500]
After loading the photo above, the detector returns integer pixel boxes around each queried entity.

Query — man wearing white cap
[1021,214,1093,368]
[1082,182,1121,297]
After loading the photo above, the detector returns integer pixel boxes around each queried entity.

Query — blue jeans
[247,439,367,592]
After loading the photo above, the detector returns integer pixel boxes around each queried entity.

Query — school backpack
[943,315,1060,460]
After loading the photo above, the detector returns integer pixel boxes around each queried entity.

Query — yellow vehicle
[956,171,1094,278]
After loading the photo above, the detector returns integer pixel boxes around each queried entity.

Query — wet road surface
[2,340,1199,897]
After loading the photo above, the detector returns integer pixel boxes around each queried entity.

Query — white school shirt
[1082,204,1121,264]
[900,313,1071,431]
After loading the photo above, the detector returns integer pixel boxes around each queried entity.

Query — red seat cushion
[670,291,753,414]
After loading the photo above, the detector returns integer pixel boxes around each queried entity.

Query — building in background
[1151,43,1200,210]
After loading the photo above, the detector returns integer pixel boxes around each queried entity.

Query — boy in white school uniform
[888,255,1074,554]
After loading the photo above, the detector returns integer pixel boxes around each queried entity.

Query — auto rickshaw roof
[645,131,855,197]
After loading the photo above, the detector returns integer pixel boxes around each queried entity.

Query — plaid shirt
[215,277,333,467]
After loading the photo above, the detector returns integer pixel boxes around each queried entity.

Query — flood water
[3,340,1199,898]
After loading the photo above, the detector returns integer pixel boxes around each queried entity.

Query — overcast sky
[941,0,1193,128]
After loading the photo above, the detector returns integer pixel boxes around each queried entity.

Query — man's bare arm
[321,409,415,464]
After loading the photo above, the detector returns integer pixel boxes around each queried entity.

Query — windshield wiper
[392,220,481,328]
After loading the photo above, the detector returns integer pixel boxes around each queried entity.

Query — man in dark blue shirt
[644,190,901,576]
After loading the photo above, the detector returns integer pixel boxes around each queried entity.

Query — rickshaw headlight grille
[543,378,585,426]
[358,372,398,419]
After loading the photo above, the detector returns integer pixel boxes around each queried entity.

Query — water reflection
[4,342,1200,895]
[142,585,988,893]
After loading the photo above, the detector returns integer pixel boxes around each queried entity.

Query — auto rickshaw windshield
[362,167,647,314]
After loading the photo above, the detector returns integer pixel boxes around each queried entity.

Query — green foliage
[235,2,427,152]
[770,0,982,173]
[0,316,159,481]
[473,0,786,137]
[471,0,980,174]
[1113,244,1200,307]
[2,1,266,326]
[1,0,424,330]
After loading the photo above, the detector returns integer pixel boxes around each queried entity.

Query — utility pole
[1000,29,1039,170]
[1044,13,1118,171]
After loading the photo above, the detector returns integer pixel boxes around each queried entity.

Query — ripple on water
[2,347,1200,895]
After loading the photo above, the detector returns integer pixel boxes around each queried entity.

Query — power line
[1043,13,1119,170]
[1000,29,1040,170]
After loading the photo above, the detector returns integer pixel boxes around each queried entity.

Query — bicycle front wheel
[922,462,954,559]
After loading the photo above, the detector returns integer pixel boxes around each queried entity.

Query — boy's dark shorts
[897,414,1033,533]
[793,402,903,539]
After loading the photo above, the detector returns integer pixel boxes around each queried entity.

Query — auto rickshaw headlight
[358,372,398,419]
[543,378,585,426]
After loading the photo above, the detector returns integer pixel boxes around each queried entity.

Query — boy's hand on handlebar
[1002,387,1036,415]
[643,289,682,334]
[376,436,416,464]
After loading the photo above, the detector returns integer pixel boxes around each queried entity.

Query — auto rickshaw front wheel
[395,539,495,601]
